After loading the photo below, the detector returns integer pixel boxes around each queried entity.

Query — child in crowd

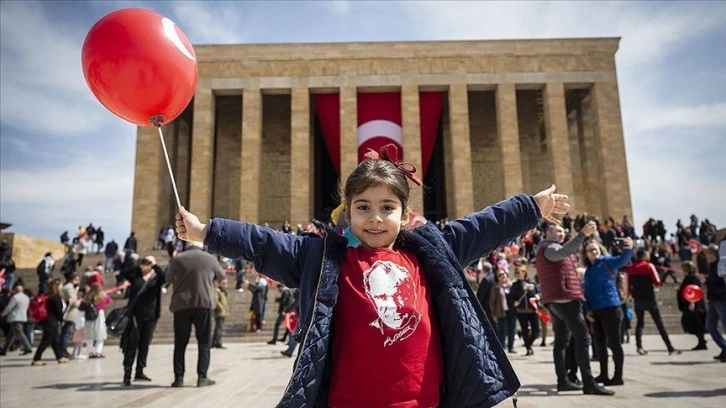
[213,278,229,349]
[175,144,569,407]
[72,290,86,359]
[80,283,112,358]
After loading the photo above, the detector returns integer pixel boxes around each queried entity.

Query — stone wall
[0,232,66,269]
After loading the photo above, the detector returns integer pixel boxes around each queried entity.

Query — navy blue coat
[204,194,541,407]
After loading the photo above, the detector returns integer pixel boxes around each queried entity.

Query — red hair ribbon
[363,144,423,186]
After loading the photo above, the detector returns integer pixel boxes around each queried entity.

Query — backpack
[29,294,49,322]
[81,301,99,321]
[36,259,46,276]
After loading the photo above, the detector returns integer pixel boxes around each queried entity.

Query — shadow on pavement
[650,360,715,366]
[644,388,726,398]
[35,382,167,392]
[516,383,581,397]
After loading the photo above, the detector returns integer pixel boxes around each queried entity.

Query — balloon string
[157,126,182,209]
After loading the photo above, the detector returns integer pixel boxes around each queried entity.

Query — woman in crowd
[677,261,707,350]
[582,238,634,386]
[31,279,69,366]
[119,256,165,386]
[490,270,517,353]
[510,264,541,356]
[80,283,112,358]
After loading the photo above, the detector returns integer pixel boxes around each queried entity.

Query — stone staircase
[3,251,284,345]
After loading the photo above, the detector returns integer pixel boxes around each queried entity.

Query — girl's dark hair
[341,159,411,210]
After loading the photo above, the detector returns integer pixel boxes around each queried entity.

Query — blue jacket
[204,194,541,407]
[583,248,634,311]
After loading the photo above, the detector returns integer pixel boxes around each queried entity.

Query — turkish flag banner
[314,93,341,175]
[357,92,402,163]
[315,91,443,177]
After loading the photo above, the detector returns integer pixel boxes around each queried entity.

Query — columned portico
[131,39,631,248]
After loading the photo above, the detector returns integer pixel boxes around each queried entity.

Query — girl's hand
[175,207,207,243]
[533,184,570,225]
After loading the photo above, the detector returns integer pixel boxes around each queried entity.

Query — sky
[1,0,725,245]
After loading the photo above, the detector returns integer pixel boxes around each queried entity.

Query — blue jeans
[706,300,726,351]
[105,256,114,272]
[59,321,75,356]
[497,310,518,351]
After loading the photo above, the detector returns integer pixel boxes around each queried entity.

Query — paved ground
[1,334,725,407]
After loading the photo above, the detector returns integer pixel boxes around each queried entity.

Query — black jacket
[121,265,166,321]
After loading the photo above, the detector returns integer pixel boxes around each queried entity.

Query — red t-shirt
[329,246,443,408]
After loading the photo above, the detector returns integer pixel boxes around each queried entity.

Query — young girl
[72,292,86,359]
[176,144,569,407]
[80,283,112,358]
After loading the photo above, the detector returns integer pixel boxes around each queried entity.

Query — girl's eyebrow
[352,198,399,204]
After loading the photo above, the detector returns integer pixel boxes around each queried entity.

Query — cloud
[324,0,352,16]
[396,1,726,228]
[168,2,249,44]
[633,102,726,133]
[0,1,111,135]
[0,156,134,243]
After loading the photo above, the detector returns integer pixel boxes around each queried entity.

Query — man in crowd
[536,221,613,396]
[703,244,726,362]
[166,241,226,388]
[37,252,55,294]
[0,283,33,356]
[104,239,119,273]
[627,249,681,356]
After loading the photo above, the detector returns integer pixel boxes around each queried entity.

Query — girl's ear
[401,208,411,226]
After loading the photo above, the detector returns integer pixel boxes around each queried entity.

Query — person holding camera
[582,238,633,386]
[510,264,540,356]
[118,256,165,386]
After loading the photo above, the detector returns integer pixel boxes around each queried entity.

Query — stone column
[290,87,312,225]
[495,83,524,197]
[581,93,605,217]
[131,126,163,249]
[189,88,215,223]
[447,83,474,217]
[589,81,632,220]
[340,86,358,182]
[157,122,177,229]
[240,88,262,223]
[401,85,424,213]
[543,82,577,212]
[175,119,191,209]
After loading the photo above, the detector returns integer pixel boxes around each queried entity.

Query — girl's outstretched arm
[443,194,541,268]
[442,185,569,268]
[175,207,305,288]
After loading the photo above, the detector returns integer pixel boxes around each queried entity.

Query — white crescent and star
[357,119,402,147]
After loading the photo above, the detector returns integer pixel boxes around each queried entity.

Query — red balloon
[82,9,198,127]
[682,284,703,303]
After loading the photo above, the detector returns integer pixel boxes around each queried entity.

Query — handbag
[106,272,156,337]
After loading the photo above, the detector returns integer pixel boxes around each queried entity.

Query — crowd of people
[470,214,725,395]
[0,180,723,404]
